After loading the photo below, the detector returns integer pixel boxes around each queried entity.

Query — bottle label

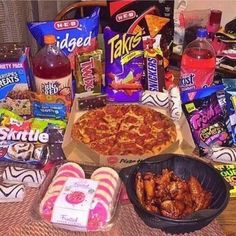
[34,74,72,100]
[180,65,215,92]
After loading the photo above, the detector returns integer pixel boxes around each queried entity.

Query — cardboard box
[62,97,195,169]
[0,43,32,116]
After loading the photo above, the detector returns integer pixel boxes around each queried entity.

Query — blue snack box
[0,44,32,100]
[0,44,32,116]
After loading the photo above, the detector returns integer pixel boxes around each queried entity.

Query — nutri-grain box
[0,43,32,116]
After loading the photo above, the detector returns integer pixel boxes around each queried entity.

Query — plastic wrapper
[75,49,103,94]
[141,90,169,108]
[103,27,144,102]
[206,146,236,164]
[141,88,182,121]
[143,35,165,91]
[214,164,236,197]
[169,86,182,121]
[29,92,70,119]
[108,0,174,63]
[0,109,67,167]
[182,92,232,156]
[31,162,121,232]
[28,8,100,70]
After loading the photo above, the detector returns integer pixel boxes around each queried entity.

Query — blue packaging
[27,8,100,70]
[0,44,32,116]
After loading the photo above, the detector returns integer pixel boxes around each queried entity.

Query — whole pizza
[71,104,177,156]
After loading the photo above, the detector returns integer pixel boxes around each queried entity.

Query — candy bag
[182,92,232,156]
[28,8,100,69]
[222,78,236,144]
[103,27,144,102]
[108,0,174,61]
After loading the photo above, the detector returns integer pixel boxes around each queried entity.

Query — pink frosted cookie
[54,170,81,179]
[56,162,85,179]
[91,174,117,190]
[49,176,69,188]
[96,182,115,198]
[87,199,109,231]
[94,188,113,207]
[40,193,59,221]
[91,167,119,182]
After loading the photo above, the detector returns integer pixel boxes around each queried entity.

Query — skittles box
[0,43,32,116]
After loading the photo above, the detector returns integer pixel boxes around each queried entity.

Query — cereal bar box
[0,43,32,116]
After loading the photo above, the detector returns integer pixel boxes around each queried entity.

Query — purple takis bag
[103,27,144,102]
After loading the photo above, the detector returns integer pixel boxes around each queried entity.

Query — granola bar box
[0,43,32,112]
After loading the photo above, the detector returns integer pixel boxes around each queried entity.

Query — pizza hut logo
[116,10,136,22]
[107,156,118,165]
[54,20,79,30]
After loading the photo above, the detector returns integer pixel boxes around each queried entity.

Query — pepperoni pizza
[71,104,177,156]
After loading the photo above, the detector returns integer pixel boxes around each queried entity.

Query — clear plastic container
[179,28,216,92]
[31,162,121,232]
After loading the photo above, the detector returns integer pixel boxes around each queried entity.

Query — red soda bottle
[32,34,72,101]
[179,28,216,92]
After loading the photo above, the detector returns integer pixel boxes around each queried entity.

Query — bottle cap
[44,35,56,44]
[197,28,208,38]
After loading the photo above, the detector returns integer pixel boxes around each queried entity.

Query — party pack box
[0,43,32,115]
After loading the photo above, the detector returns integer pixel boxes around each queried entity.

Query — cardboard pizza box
[62,96,195,169]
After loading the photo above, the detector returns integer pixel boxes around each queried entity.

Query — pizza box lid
[62,96,195,169]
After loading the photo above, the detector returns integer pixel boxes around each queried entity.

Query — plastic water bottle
[179,28,216,92]
[32,34,72,101]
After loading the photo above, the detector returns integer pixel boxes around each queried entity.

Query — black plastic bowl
[119,153,231,234]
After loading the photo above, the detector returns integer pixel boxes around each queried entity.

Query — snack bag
[103,27,144,102]
[182,92,232,156]
[108,0,174,62]
[29,92,70,120]
[222,78,236,144]
[75,49,103,94]
[0,110,67,167]
[27,8,100,69]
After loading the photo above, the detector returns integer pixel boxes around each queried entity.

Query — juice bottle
[179,28,216,92]
[32,34,72,101]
